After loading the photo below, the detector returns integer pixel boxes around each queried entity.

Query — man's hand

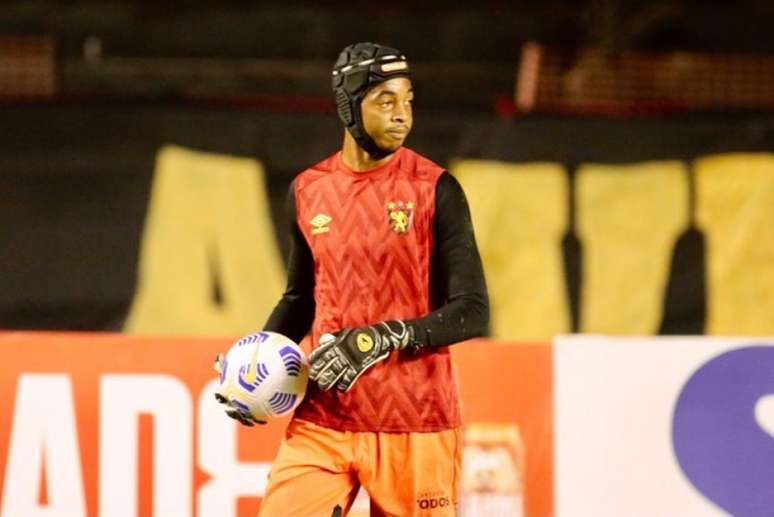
[309,320,414,392]
[213,353,266,427]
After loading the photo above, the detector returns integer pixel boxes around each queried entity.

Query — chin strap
[347,125,393,159]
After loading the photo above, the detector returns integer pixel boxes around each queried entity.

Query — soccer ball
[216,331,308,422]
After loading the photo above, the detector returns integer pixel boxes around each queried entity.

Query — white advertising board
[554,336,774,517]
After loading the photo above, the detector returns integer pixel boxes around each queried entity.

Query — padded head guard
[332,42,411,158]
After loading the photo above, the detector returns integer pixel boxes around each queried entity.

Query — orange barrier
[0,332,552,516]
[454,339,553,517]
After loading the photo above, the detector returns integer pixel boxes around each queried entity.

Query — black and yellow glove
[309,321,414,392]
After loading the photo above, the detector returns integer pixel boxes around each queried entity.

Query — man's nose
[392,103,408,123]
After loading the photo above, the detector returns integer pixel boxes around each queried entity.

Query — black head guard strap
[332,42,410,158]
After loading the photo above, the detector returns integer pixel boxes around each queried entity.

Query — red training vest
[292,147,461,432]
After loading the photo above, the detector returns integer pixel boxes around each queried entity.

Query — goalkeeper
[224,42,489,516]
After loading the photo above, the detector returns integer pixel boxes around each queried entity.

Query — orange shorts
[259,419,462,517]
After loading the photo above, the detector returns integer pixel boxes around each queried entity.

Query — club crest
[386,201,414,234]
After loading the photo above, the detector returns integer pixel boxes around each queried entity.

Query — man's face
[360,77,413,153]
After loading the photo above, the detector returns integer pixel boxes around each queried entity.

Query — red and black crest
[386,201,414,234]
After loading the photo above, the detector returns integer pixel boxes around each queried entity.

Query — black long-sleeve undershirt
[263,171,489,348]
[261,185,316,343]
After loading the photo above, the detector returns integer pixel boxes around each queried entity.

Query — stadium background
[2,1,774,516]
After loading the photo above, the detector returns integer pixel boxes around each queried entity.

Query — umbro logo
[310,213,332,235]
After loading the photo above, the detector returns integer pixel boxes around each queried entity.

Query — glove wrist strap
[380,320,415,351]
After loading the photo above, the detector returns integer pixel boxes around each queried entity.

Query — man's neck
[341,132,396,171]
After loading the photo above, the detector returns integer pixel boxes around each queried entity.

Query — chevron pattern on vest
[293,148,461,432]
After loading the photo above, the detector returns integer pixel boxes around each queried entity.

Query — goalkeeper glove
[213,353,266,427]
[309,320,414,392]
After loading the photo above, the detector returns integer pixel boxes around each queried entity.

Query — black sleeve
[262,180,316,343]
[406,172,490,348]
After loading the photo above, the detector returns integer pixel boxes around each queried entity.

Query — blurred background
[2,2,774,517]
[2,0,774,338]
[4,0,774,340]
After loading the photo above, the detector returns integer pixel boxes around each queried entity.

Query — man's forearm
[263,291,315,344]
[406,291,489,349]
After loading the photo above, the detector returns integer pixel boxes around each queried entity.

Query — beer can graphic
[460,423,525,516]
